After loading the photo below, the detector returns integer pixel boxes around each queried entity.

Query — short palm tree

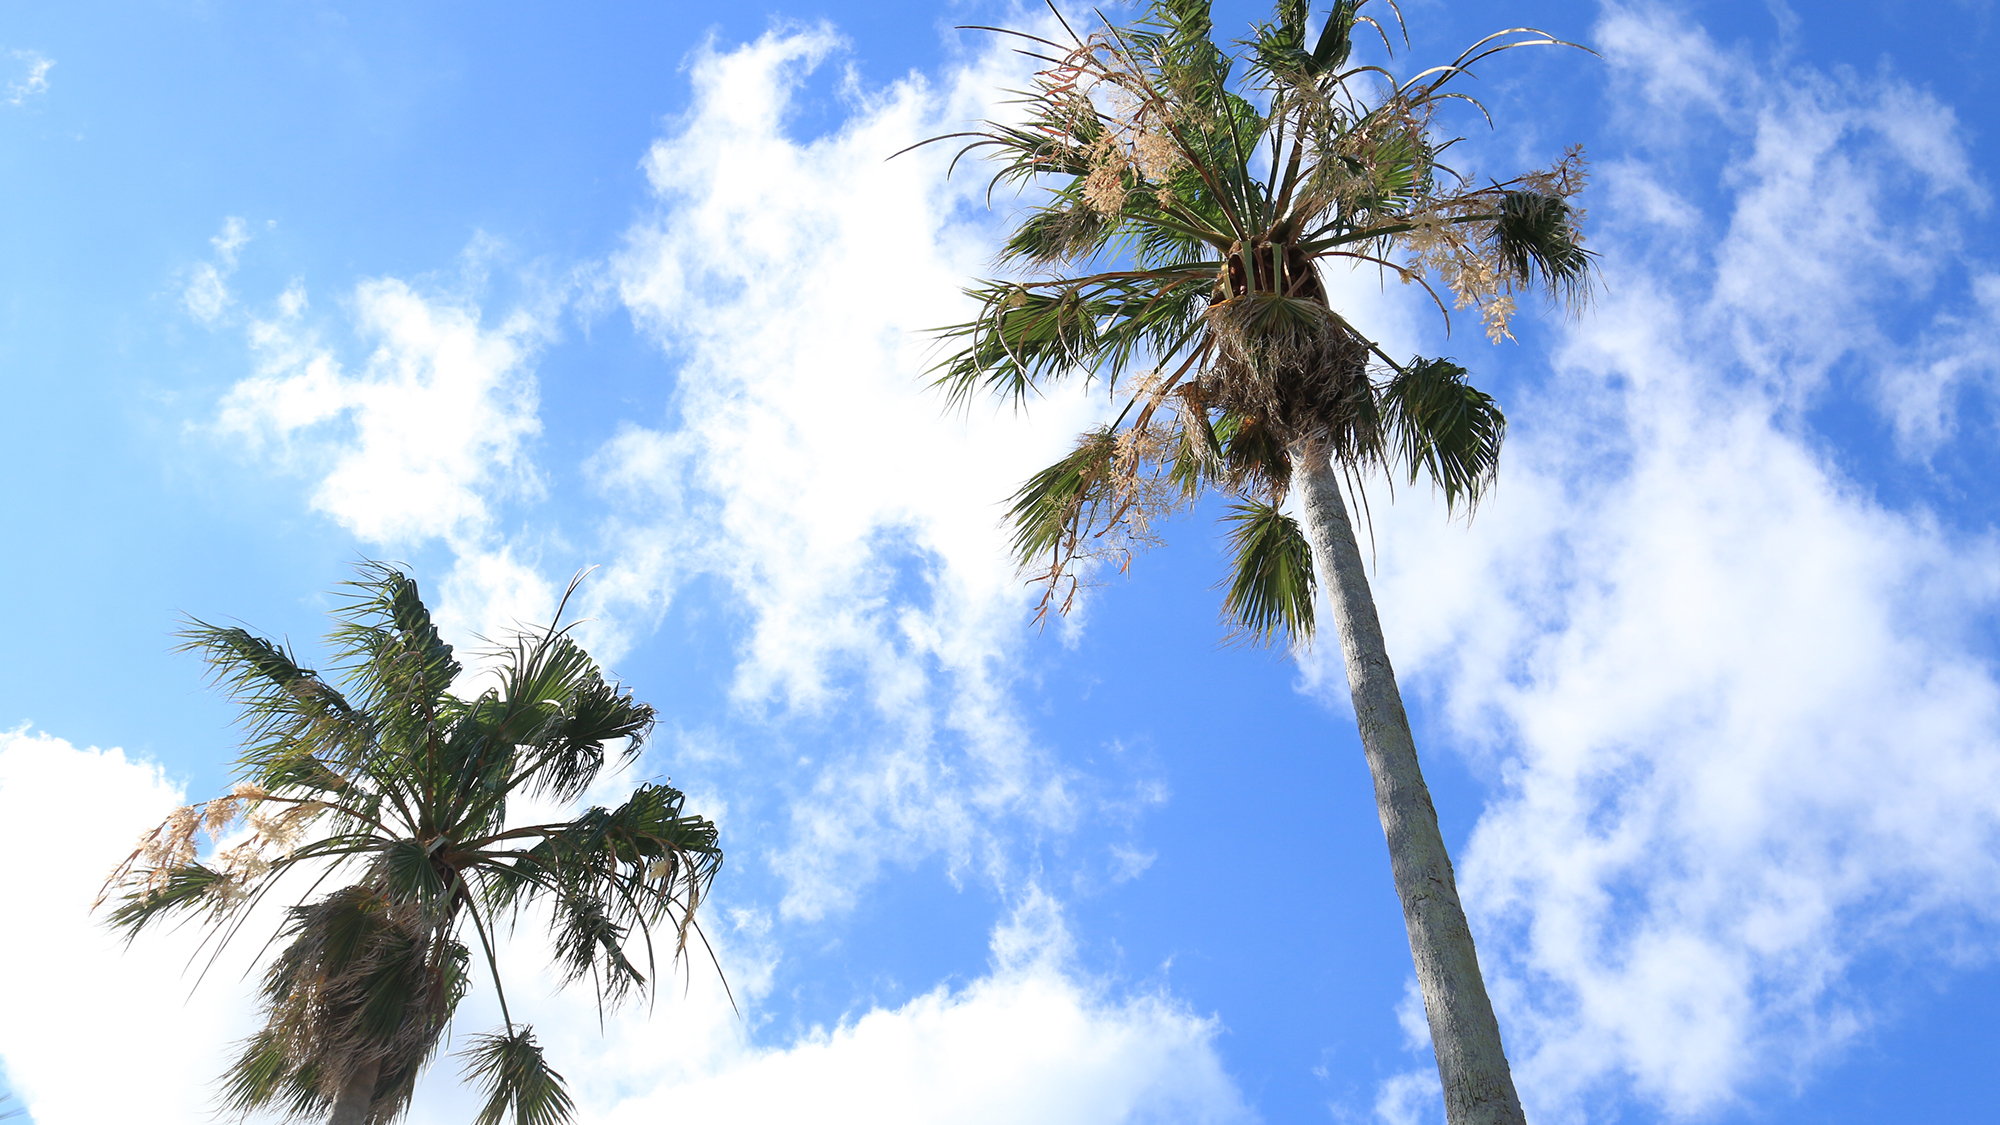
[98,564,722,1125]
[923,2,1592,1122]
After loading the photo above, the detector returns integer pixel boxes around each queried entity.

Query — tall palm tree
[922,2,1592,1121]
[98,564,723,1125]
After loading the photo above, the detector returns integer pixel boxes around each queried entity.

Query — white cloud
[184,216,252,324]
[217,265,559,641]
[511,888,1252,1125]
[184,263,232,323]
[0,727,1248,1125]
[1371,1071,1442,1125]
[4,49,51,107]
[0,728,261,1124]
[224,276,547,544]
[1324,5,2000,1119]
[601,25,1119,920]
[1878,272,2000,456]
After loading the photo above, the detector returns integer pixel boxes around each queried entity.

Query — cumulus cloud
[1325,5,2000,1119]
[217,267,559,641]
[0,727,260,1124]
[529,888,1252,1125]
[601,25,1122,920]
[223,277,546,543]
[0,726,1248,1125]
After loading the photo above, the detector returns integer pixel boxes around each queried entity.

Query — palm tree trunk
[327,1057,380,1125]
[1294,449,1526,1125]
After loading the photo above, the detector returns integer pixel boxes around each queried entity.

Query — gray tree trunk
[1294,448,1527,1125]
[327,1057,380,1125]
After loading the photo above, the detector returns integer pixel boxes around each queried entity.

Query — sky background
[3,0,2000,1122]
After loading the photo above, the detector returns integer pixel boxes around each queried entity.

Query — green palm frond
[219,1032,331,1121]
[932,268,1213,409]
[1005,428,1120,569]
[1221,500,1317,644]
[551,896,645,1001]
[462,1029,574,1125]
[499,636,655,804]
[105,862,230,936]
[1378,357,1505,512]
[175,623,372,790]
[330,563,463,735]
[1494,189,1596,311]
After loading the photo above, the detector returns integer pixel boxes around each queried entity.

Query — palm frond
[218,1031,330,1121]
[1377,357,1505,511]
[329,563,462,742]
[104,862,230,937]
[551,896,645,1002]
[175,623,373,791]
[1220,500,1317,644]
[1493,189,1595,311]
[461,1028,574,1125]
[1005,428,1120,569]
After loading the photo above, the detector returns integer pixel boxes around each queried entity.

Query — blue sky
[4,0,2000,1122]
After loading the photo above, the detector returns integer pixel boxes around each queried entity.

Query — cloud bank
[0,728,256,1123]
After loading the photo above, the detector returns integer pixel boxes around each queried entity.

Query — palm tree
[97,564,723,1125]
[922,2,1592,1122]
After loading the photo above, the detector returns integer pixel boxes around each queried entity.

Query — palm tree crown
[926,0,1592,638]
[99,564,722,1125]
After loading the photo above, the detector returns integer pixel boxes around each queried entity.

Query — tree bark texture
[327,1057,380,1125]
[1295,450,1527,1125]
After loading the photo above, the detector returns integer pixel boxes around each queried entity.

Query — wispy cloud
[4,49,51,107]
[183,216,251,324]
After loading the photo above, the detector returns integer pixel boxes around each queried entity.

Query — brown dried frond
[1021,420,1191,627]
[251,885,464,1121]
[1200,294,1371,447]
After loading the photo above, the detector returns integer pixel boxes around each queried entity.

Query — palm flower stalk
[922,2,1594,1121]
[97,564,723,1125]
